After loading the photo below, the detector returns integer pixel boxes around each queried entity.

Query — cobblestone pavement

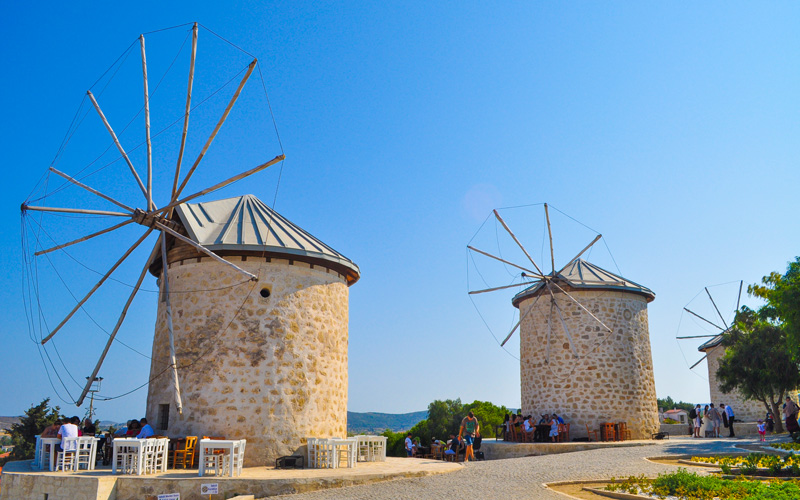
[267,436,784,500]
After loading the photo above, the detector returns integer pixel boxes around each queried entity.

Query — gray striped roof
[512,259,654,306]
[174,194,360,282]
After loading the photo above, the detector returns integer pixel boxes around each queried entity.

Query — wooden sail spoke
[736,280,743,311]
[86,91,148,200]
[158,154,285,214]
[140,35,154,211]
[35,219,134,256]
[548,280,613,333]
[154,222,257,281]
[40,228,154,345]
[492,209,545,276]
[23,205,130,217]
[468,280,535,295]
[556,234,602,276]
[683,307,724,331]
[161,234,183,414]
[173,59,258,202]
[501,293,543,346]
[76,229,157,406]
[467,245,540,276]
[705,287,730,330]
[546,283,578,358]
[49,167,135,213]
[690,354,708,370]
[173,22,198,204]
[544,203,555,274]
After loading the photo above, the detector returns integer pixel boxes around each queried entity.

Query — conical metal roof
[169,194,360,284]
[512,259,654,307]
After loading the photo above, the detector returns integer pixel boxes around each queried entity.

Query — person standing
[459,411,480,461]
[723,403,735,437]
[708,404,722,438]
[691,405,702,438]
[757,419,766,442]
[404,433,413,457]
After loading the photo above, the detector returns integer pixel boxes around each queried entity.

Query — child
[757,419,766,442]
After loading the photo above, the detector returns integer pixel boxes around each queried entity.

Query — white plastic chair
[75,437,95,470]
[55,437,79,471]
[306,437,318,468]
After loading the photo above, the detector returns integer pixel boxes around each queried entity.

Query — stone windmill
[678,283,764,422]
[468,204,659,439]
[146,194,359,464]
[20,25,359,463]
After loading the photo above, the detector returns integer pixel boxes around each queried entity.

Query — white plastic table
[355,435,387,462]
[112,438,146,475]
[197,439,245,477]
[39,437,61,471]
[328,438,357,468]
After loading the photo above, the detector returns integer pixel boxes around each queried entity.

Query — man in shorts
[404,432,413,457]
[459,411,480,461]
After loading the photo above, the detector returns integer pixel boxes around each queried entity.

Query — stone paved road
[268,436,783,500]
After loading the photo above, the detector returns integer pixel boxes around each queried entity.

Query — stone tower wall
[518,289,659,439]
[146,256,349,466]
[705,344,766,422]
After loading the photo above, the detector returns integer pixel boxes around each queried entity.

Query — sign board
[157,494,180,500]
[201,484,219,495]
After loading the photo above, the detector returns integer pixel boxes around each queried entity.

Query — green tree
[749,257,800,360]
[464,400,510,439]
[2,398,62,465]
[657,396,694,412]
[716,306,800,433]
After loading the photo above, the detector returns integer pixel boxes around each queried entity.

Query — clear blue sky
[2,2,799,421]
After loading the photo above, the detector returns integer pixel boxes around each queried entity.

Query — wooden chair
[617,422,631,441]
[585,424,599,442]
[431,443,444,460]
[172,436,197,469]
[557,423,570,442]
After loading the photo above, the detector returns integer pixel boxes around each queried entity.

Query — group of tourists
[112,418,155,438]
[690,403,734,438]
[503,412,564,442]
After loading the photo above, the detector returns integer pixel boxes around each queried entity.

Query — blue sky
[2,2,799,421]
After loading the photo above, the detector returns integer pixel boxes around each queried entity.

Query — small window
[159,404,170,430]
[260,287,271,298]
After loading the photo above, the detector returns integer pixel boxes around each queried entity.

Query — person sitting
[444,434,460,458]
[41,419,62,438]
[82,418,96,436]
[126,420,141,437]
[502,413,510,440]
[71,416,84,436]
[57,416,80,453]
[136,418,155,439]
[523,415,535,441]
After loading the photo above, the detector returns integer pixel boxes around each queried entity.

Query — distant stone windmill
[677,282,764,422]
[468,204,659,439]
[20,25,360,464]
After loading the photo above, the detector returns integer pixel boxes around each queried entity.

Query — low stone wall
[660,422,761,437]
[480,439,655,460]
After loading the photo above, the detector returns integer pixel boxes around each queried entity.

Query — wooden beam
[49,167,134,213]
[172,22,198,204]
[86,91,148,200]
[493,209,545,275]
[544,203,555,274]
[76,230,158,406]
[35,219,134,256]
[174,59,258,201]
[140,35,153,211]
[40,228,153,344]
[22,205,130,217]
[467,245,539,276]
[556,234,602,276]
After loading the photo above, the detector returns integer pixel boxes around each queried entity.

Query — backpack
[689,408,697,419]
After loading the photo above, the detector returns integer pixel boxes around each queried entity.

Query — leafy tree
[749,257,800,360]
[657,396,694,412]
[463,400,510,439]
[2,398,62,465]
[716,306,800,433]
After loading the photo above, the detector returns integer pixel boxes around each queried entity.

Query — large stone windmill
[146,194,359,465]
[468,204,659,439]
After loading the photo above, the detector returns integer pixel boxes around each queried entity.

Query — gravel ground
[266,436,785,500]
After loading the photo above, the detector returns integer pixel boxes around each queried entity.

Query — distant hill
[0,417,20,432]
[347,411,427,434]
